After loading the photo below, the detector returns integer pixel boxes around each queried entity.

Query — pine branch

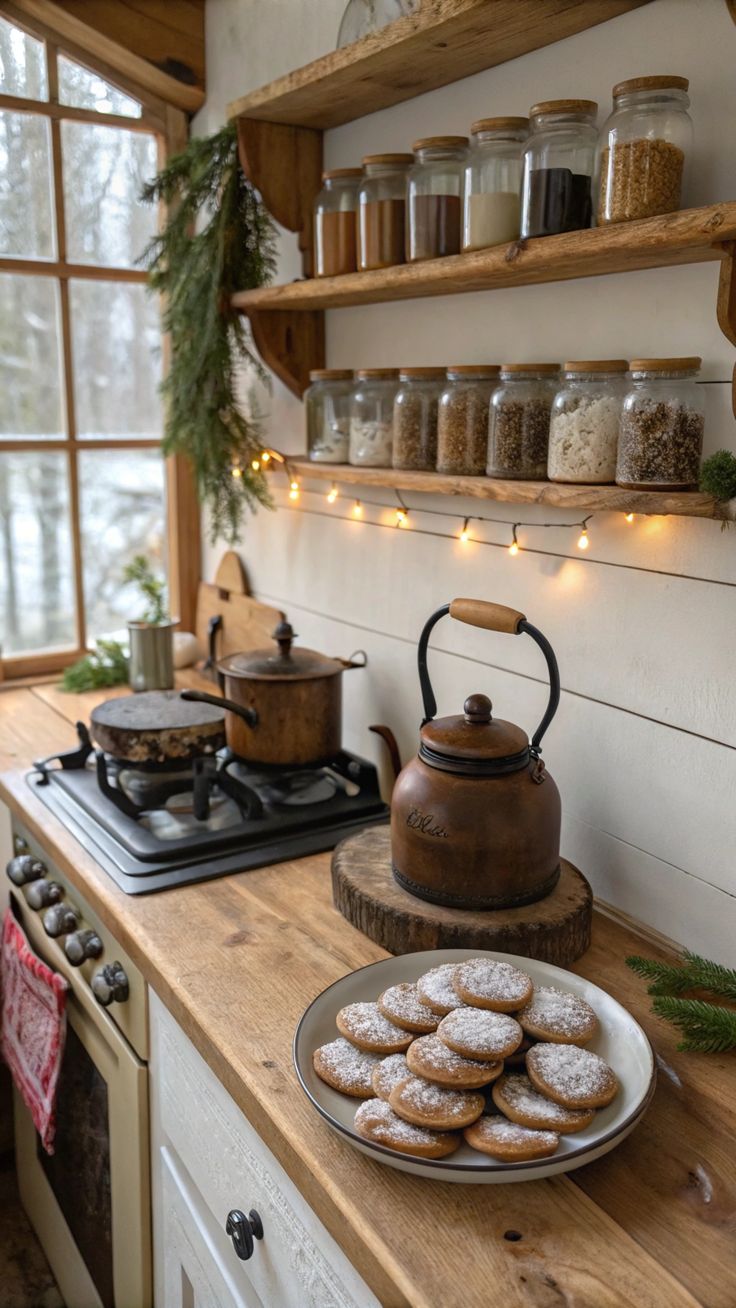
[625,955,693,995]
[681,951,736,1000]
[61,640,128,693]
[651,997,736,1053]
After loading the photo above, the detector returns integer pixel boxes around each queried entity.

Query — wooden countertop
[1,681,734,1308]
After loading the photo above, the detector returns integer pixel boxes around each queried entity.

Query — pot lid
[420,694,530,773]
[218,622,345,681]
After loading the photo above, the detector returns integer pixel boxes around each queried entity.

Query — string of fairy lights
[239,448,640,556]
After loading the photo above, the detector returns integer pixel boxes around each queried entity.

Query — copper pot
[391,598,561,910]
[183,622,366,766]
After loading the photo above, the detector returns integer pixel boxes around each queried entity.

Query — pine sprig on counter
[626,950,736,999]
[626,949,736,1054]
[61,640,128,692]
[625,955,694,995]
[651,997,736,1054]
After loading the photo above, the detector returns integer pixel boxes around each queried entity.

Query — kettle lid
[420,693,530,775]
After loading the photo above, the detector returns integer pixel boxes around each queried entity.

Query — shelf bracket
[716,241,736,419]
[247,308,325,399]
[236,117,323,278]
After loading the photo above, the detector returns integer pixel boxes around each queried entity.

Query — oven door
[14,986,151,1308]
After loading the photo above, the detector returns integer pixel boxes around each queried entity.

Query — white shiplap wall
[195,0,736,963]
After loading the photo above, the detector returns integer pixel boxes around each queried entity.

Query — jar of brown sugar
[437,366,500,474]
[314,168,361,277]
[393,368,445,470]
[598,76,691,225]
[616,358,704,490]
[407,137,468,262]
[487,364,559,479]
[358,153,413,270]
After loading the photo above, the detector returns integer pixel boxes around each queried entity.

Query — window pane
[0,112,54,258]
[62,121,157,267]
[0,275,64,439]
[70,280,162,439]
[79,449,165,639]
[0,15,48,100]
[58,54,142,118]
[0,452,75,655]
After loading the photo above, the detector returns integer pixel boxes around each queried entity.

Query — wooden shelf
[227,0,650,131]
[284,460,724,520]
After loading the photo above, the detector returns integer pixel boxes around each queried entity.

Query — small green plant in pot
[124,555,176,692]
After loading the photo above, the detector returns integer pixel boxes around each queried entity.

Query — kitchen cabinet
[149,992,379,1308]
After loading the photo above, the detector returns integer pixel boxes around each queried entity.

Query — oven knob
[42,903,80,938]
[13,835,29,855]
[26,880,64,911]
[6,854,46,886]
[64,929,103,967]
[91,962,129,1007]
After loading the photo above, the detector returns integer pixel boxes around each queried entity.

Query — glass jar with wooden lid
[358,153,413,270]
[437,366,500,474]
[598,76,692,225]
[487,364,559,479]
[548,360,628,484]
[314,168,361,277]
[463,118,528,251]
[407,136,468,262]
[306,369,354,463]
[349,368,400,467]
[393,367,446,470]
[616,357,704,490]
[520,100,598,239]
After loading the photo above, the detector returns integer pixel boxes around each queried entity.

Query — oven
[6,821,151,1308]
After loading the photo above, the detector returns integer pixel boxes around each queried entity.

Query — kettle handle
[417,600,560,754]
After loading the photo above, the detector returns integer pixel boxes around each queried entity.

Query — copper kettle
[390,598,561,910]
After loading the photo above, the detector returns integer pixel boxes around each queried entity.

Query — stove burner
[241,769,337,808]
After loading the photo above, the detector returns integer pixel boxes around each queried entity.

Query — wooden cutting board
[195,551,284,663]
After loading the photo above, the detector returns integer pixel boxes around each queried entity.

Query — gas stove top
[29,733,389,894]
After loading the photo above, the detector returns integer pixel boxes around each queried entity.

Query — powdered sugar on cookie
[416,964,466,1014]
[520,987,597,1042]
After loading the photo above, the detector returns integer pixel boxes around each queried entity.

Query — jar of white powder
[548,360,628,483]
[463,117,528,252]
[349,368,400,466]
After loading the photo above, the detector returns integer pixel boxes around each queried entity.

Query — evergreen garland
[140,123,277,542]
[626,949,736,1052]
[650,997,736,1054]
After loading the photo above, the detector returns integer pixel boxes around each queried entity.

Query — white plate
[293,948,655,1183]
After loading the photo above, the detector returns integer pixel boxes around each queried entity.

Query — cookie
[313,1038,381,1098]
[371,1053,410,1102]
[526,1043,618,1109]
[354,1098,461,1159]
[336,1002,414,1054]
[415,963,466,1015]
[378,982,439,1034]
[519,987,598,1045]
[464,1115,560,1161]
[454,958,533,1012]
[389,1074,485,1130]
[406,1034,503,1089]
[492,1073,595,1133]
[505,1035,535,1067]
[437,1008,523,1062]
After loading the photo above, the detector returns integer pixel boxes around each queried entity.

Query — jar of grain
[520,100,597,239]
[463,118,528,251]
[358,153,413,270]
[314,168,361,277]
[393,368,445,470]
[487,364,559,479]
[616,357,704,490]
[306,369,353,463]
[437,366,500,474]
[598,76,691,225]
[349,369,400,466]
[548,360,628,484]
[407,137,468,262]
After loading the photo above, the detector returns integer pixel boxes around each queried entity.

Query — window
[0,14,196,676]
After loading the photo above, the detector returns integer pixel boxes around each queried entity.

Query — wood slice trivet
[332,826,592,965]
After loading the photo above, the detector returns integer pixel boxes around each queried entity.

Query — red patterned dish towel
[1,906,68,1153]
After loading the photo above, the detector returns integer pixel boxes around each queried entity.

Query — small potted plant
[124,555,176,692]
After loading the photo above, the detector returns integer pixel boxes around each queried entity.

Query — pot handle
[181,688,259,729]
[336,649,367,670]
[417,600,560,753]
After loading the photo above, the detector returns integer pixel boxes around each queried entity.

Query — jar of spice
[616,357,704,490]
[407,136,468,262]
[462,118,528,251]
[314,168,361,277]
[520,100,597,239]
[548,360,628,483]
[358,153,413,270]
[487,364,559,479]
[349,369,399,466]
[598,76,691,225]
[306,369,353,463]
[437,366,500,474]
[393,368,445,470]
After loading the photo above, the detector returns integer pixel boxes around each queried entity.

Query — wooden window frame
[0,5,200,683]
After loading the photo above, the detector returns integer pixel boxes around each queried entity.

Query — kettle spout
[369,724,402,783]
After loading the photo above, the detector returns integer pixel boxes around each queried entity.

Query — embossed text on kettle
[406,808,450,838]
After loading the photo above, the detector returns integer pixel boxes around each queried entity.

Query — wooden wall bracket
[716,241,736,418]
[247,308,325,398]
[237,118,323,278]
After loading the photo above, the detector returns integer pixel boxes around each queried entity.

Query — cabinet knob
[91,962,129,1006]
[225,1209,264,1261]
[42,903,79,938]
[64,929,103,966]
[6,854,46,886]
[25,880,64,911]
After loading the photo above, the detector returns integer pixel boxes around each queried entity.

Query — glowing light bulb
[290,479,299,491]
[508,540,519,556]
[261,451,271,464]
[251,458,260,471]
[396,508,408,528]
[327,485,338,503]
[459,518,470,543]
[625,512,635,524]
[231,465,242,479]
[352,500,363,518]
[577,530,589,550]
[288,480,299,501]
